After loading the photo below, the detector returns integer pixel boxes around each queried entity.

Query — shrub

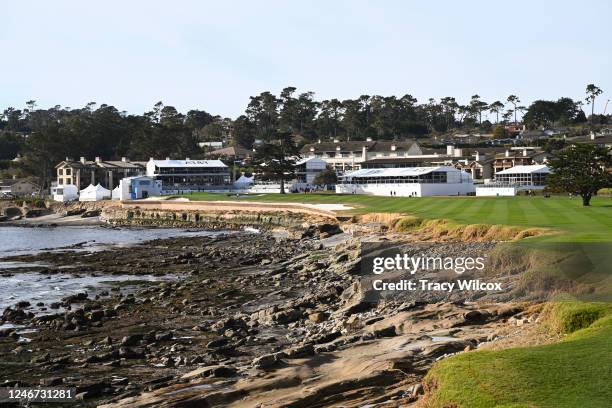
[542,301,612,334]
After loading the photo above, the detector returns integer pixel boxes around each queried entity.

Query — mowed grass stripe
[518,199,558,227]
[433,197,477,218]
[507,199,528,225]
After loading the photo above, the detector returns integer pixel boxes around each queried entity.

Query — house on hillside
[300,138,442,173]
[55,157,146,190]
[0,177,39,196]
[206,145,253,161]
[491,148,549,174]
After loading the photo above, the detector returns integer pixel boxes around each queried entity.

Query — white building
[52,184,78,202]
[146,159,230,191]
[476,164,551,196]
[300,139,445,173]
[294,157,327,187]
[336,166,474,197]
[118,176,162,200]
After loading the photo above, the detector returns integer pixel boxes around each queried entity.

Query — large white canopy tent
[79,183,111,201]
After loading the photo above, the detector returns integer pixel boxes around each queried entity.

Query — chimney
[80,157,86,164]
[65,156,70,162]
[121,157,127,162]
[362,145,367,160]
[446,145,454,156]
[95,156,101,163]
[590,131,595,140]
[475,151,480,162]
[464,159,468,165]
[522,148,527,157]
[454,148,462,157]
[333,138,339,143]
[366,137,372,142]
[391,144,396,151]
[186,157,190,161]
[166,157,170,160]
[149,157,154,162]
[317,139,321,144]
[505,150,510,158]
[12,174,17,180]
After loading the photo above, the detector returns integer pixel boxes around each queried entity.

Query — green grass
[179,193,612,242]
[424,302,612,408]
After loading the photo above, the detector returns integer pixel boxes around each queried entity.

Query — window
[65,169,71,175]
[59,178,64,185]
[58,169,64,175]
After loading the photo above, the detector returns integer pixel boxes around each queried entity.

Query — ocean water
[0,225,223,256]
[0,226,223,323]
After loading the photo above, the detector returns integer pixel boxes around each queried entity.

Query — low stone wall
[101,200,338,230]
[119,200,338,219]
[103,208,306,230]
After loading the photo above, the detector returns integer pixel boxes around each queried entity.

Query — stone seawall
[101,200,338,231]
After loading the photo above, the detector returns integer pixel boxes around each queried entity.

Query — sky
[1,0,611,119]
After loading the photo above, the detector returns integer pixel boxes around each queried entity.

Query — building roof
[148,159,227,168]
[362,157,446,165]
[342,166,463,178]
[295,157,327,166]
[98,161,145,169]
[301,140,419,153]
[496,165,551,175]
[208,145,252,157]
[55,159,145,169]
[572,135,612,145]
[493,150,546,159]
[0,178,38,187]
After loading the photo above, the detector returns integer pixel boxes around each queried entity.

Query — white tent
[234,175,254,186]
[111,186,120,200]
[79,184,111,201]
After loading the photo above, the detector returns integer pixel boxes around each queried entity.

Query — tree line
[0,84,607,186]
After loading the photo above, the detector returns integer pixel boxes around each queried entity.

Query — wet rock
[62,292,88,303]
[154,332,173,342]
[40,377,63,386]
[0,328,15,338]
[463,310,490,324]
[118,347,145,359]
[284,344,314,359]
[271,309,303,325]
[252,352,286,369]
[211,366,237,378]
[373,325,397,338]
[409,383,424,396]
[120,334,143,346]
[87,310,105,322]
[81,210,101,218]
[207,338,229,349]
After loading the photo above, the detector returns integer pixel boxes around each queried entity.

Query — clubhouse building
[145,158,230,191]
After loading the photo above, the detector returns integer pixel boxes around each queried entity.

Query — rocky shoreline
[0,226,544,407]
